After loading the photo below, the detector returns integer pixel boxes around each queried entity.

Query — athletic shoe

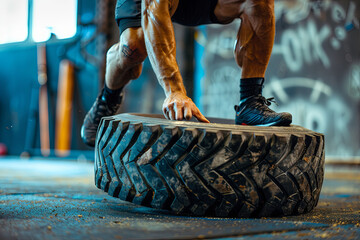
[234,95,292,126]
[81,89,124,147]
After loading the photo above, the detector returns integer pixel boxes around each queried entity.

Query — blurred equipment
[0,143,8,156]
[96,0,118,88]
[37,44,50,157]
[55,60,75,157]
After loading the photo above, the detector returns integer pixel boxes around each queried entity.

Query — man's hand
[163,92,210,123]
[142,0,208,124]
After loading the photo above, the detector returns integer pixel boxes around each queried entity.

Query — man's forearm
[140,0,209,123]
[141,0,185,97]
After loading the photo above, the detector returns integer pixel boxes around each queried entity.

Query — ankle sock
[102,84,123,103]
[240,78,264,100]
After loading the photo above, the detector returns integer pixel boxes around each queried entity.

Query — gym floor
[0,157,359,240]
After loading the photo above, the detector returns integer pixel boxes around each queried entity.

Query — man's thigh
[214,0,274,24]
[213,0,248,23]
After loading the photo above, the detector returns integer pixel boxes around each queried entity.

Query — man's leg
[105,28,147,90]
[81,28,147,147]
[215,0,292,126]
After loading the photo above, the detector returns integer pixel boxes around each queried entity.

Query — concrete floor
[0,157,359,240]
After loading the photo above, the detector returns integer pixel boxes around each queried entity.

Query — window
[32,0,78,42]
[0,0,77,44]
[0,0,29,44]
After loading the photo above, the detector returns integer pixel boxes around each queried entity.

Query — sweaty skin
[105,0,275,122]
[142,0,209,122]
[215,0,275,78]
[105,28,147,90]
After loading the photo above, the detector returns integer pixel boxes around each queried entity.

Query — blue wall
[0,0,99,156]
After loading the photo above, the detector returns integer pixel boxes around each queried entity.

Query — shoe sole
[237,118,292,127]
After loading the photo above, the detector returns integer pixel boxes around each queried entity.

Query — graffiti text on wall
[199,0,360,158]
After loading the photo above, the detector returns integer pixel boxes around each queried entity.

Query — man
[81,0,292,147]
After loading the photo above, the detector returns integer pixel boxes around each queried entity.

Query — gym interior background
[0,0,359,239]
[0,0,359,161]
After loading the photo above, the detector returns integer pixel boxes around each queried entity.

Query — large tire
[94,113,325,217]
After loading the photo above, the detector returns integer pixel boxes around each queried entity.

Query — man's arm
[141,0,209,122]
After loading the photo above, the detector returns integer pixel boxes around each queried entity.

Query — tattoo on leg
[122,44,138,59]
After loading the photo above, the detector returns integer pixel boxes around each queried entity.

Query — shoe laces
[234,96,278,112]
[259,96,278,106]
[250,96,279,113]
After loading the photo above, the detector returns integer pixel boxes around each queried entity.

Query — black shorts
[115,0,219,35]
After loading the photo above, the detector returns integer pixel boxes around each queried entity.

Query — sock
[240,78,264,100]
[102,84,123,103]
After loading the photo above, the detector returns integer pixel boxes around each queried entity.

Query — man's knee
[120,28,147,64]
[107,28,147,69]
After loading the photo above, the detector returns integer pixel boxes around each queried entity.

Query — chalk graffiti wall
[195,0,360,158]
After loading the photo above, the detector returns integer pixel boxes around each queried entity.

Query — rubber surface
[95,113,325,217]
